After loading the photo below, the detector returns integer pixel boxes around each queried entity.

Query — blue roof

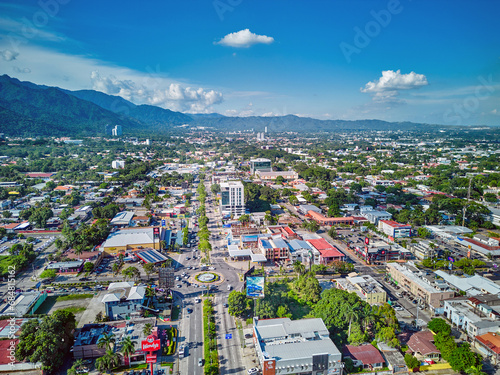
[272,238,287,248]
[289,239,312,251]
[260,239,273,249]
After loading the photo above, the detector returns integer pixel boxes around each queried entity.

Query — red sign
[153,227,160,235]
[141,335,161,351]
[146,355,157,363]
[364,237,369,245]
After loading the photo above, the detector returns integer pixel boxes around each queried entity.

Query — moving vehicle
[198,358,203,366]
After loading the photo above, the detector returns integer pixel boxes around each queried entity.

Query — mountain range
[0,74,468,137]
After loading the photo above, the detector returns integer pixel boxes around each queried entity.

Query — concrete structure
[386,262,454,309]
[363,210,392,225]
[0,291,48,317]
[253,317,343,375]
[378,220,411,238]
[101,227,164,254]
[475,332,500,364]
[443,297,500,337]
[258,237,289,263]
[219,180,245,218]
[73,318,157,362]
[307,211,354,226]
[112,125,122,136]
[434,270,500,296]
[410,240,438,260]
[110,211,134,227]
[250,158,272,175]
[378,343,408,375]
[101,282,147,321]
[306,238,345,264]
[256,170,299,181]
[112,160,125,169]
[46,260,84,274]
[336,275,386,305]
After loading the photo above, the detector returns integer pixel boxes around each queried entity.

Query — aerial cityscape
[0,1,499,375]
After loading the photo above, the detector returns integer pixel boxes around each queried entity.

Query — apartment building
[219,180,245,218]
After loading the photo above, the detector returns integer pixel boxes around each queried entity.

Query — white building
[220,180,245,218]
[112,125,122,136]
[112,160,125,169]
[378,220,412,238]
[250,158,272,175]
[253,317,343,375]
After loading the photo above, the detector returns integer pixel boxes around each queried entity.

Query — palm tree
[143,323,153,336]
[120,336,137,366]
[112,263,120,275]
[293,260,306,276]
[97,332,116,350]
[95,349,121,373]
[344,308,360,338]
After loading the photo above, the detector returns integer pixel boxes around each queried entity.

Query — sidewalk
[238,320,260,372]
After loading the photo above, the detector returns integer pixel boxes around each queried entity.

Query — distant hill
[0,74,473,137]
[68,89,193,126]
[0,75,142,136]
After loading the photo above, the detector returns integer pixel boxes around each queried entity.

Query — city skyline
[0,0,499,125]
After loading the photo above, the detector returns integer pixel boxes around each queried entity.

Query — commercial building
[110,211,134,227]
[101,282,147,321]
[46,260,85,274]
[258,236,289,263]
[112,160,125,169]
[101,227,165,255]
[73,318,157,362]
[253,317,343,375]
[336,275,386,305]
[363,210,392,225]
[386,262,454,309]
[112,125,122,136]
[306,238,345,264]
[250,158,272,175]
[0,291,48,317]
[434,270,500,296]
[219,180,245,218]
[378,220,411,238]
[256,170,299,181]
[307,211,354,226]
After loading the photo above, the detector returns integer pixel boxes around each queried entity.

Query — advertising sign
[146,355,157,363]
[153,227,160,238]
[364,237,369,245]
[246,276,265,298]
[141,335,161,351]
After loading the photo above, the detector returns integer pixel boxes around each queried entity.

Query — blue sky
[0,0,499,125]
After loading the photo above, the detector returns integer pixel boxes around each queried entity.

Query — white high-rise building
[219,181,245,218]
[112,125,122,136]
[112,160,125,169]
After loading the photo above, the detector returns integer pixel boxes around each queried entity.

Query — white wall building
[220,180,245,218]
[112,160,126,169]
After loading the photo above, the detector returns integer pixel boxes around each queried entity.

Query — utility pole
[462,177,472,227]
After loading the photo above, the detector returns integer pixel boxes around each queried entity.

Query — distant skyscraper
[105,124,113,135]
[112,125,122,136]
[265,126,268,133]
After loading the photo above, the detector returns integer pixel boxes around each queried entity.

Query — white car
[247,368,259,375]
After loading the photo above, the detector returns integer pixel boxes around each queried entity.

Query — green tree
[448,343,482,373]
[67,359,84,375]
[404,353,420,370]
[120,336,137,366]
[143,263,156,280]
[143,323,153,336]
[427,318,451,336]
[228,291,248,317]
[95,349,121,373]
[97,332,115,350]
[39,269,57,279]
[122,266,140,281]
[15,310,76,374]
[84,262,94,272]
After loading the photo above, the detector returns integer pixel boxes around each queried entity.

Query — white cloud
[1,49,18,61]
[215,29,274,48]
[361,70,428,102]
[12,66,30,73]
[491,109,498,115]
[90,71,223,113]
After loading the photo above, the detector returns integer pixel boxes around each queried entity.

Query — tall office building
[250,158,272,175]
[105,124,113,135]
[112,125,123,136]
[220,181,245,218]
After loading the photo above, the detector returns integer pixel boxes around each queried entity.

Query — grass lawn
[115,363,148,372]
[56,293,93,302]
[56,306,86,314]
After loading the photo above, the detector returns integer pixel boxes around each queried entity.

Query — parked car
[198,358,204,367]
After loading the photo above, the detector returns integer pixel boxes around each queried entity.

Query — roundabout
[191,271,225,286]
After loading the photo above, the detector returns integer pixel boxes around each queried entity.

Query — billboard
[246,276,265,298]
[141,335,161,351]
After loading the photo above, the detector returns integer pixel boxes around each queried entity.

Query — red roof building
[307,238,345,264]
[307,210,354,226]
[475,332,500,364]
[343,344,385,370]
[407,331,440,359]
